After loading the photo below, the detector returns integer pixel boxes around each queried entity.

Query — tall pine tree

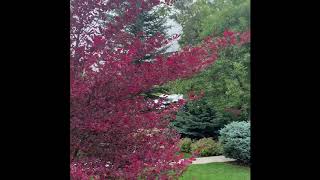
[126,5,172,62]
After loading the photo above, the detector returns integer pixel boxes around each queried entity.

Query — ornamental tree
[70,0,250,179]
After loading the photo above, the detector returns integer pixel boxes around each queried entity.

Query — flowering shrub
[70,0,250,179]
[190,138,223,157]
[178,138,192,153]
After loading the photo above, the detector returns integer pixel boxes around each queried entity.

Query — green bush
[190,138,223,157]
[178,138,192,153]
[219,121,250,164]
[171,99,225,139]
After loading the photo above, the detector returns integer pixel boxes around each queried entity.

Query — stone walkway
[192,156,236,164]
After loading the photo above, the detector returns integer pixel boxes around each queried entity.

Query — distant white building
[154,94,184,108]
[159,94,184,103]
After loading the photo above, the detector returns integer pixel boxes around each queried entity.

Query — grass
[179,162,250,180]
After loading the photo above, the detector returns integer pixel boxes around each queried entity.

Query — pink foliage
[70,0,250,179]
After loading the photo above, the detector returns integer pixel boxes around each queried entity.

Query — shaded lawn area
[180,162,250,180]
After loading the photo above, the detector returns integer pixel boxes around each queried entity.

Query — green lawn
[179,162,250,180]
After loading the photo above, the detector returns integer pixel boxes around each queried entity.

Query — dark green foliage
[126,6,171,62]
[127,7,169,39]
[171,99,227,139]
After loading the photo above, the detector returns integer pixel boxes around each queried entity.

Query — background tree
[173,0,250,47]
[170,99,227,139]
[165,44,250,122]
[165,0,250,136]
[124,3,173,61]
[172,0,213,46]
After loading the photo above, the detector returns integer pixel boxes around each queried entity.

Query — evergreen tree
[126,5,172,62]
[171,99,227,139]
[127,6,169,39]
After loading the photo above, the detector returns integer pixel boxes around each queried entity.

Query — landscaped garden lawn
[180,162,250,180]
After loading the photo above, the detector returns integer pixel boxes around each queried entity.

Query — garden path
[192,156,236,164]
